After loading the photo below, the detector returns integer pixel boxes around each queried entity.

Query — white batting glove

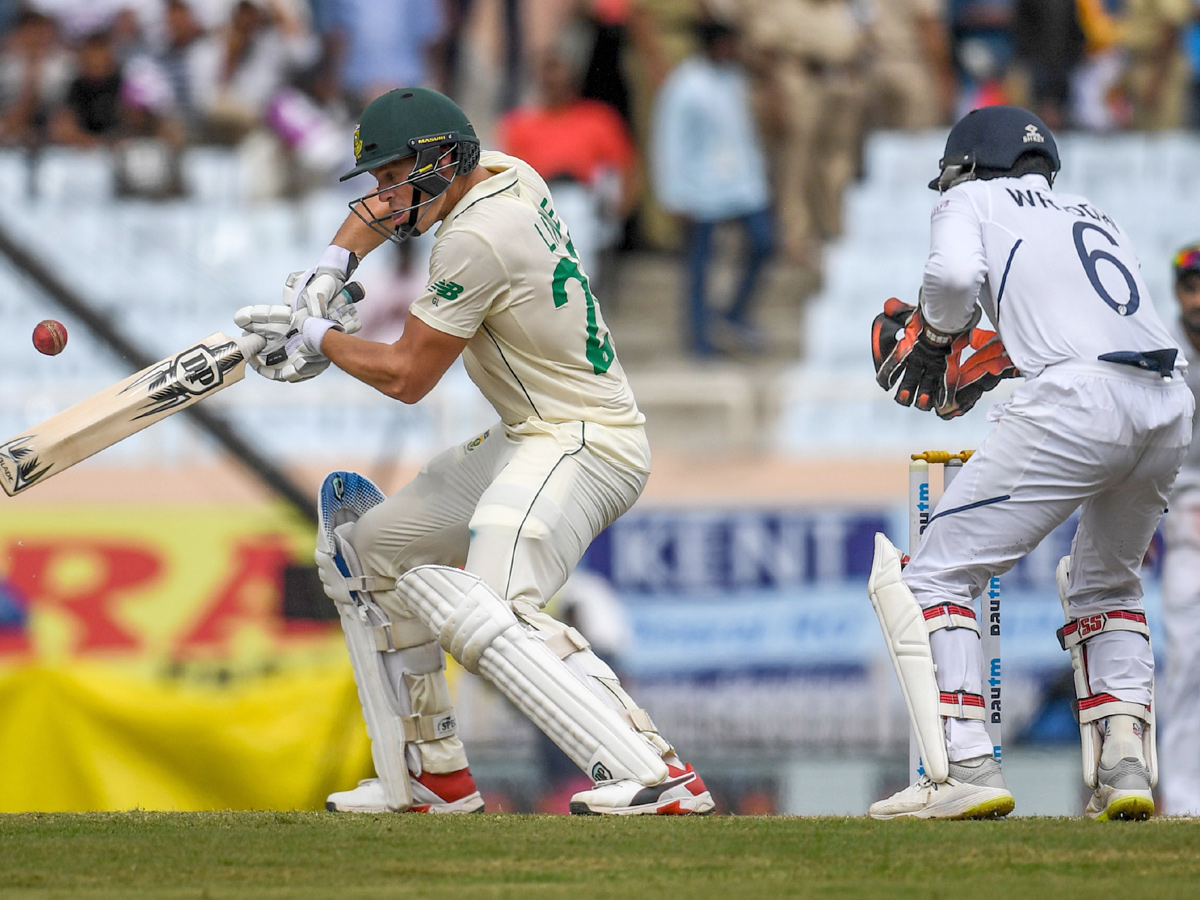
[233,303,334,383]
[286,244,363,332]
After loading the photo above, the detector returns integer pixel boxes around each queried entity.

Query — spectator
[865,0,955,129]
[309,0,443,114]
[1073,0,1131,131]
[651,17,774,357]
[1014,0,1085,129]
[1185,3,1200,127]
[1159,242,1200,816]
[1121,0,1192,129]
[947,0,1015,114]
[0,9,72,146]
[740,0,866,271]
[190,0,318,144]
[49,26,129,145]
[497,37,640,295]
[156,0,209,134]
[443,0,523,112]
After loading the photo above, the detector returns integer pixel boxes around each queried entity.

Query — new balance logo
[431,280,464,305]
[1023,124,1045,144]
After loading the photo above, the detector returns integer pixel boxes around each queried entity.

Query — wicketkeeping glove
[872,298,976,412]
[935,329,1020,420]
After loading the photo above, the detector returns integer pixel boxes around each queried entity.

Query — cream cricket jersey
[921,173,1185,379]
[408,151,644,431]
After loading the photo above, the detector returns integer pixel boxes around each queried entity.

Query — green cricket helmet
[342,88,481,243]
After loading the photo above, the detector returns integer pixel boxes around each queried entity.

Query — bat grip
[340,281,365,304]
[236,332,269,358]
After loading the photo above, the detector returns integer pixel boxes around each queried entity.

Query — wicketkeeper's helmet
[341,88,481,243]
[929,105,1060,193]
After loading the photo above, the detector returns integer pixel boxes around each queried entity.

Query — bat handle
[236,332,269,358]
[340,281,366,304]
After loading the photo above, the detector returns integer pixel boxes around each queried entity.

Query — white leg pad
[316,470,463,811]
[321,528,415,816]
[868,533,949,783]
[516,605,674,758]
[395,564,670,785]
[1056,556,1158,789]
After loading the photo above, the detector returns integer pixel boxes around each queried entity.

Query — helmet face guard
[349,138,476,244]
[339,88,481,244]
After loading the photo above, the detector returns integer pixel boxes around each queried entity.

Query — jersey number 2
[1073,221,1140,316]
[552,256,615,374]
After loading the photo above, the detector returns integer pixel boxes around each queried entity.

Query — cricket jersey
[408,152,643,433]
[920,173,1186,379]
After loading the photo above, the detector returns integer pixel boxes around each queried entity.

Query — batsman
[233,88,714,816]
[868,106,1193,820]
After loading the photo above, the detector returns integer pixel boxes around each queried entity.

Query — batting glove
[233,303,333,383]
[286,244,363,331]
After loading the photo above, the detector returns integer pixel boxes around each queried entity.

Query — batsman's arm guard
[1056,556,1157,789]
[395,565,670,786]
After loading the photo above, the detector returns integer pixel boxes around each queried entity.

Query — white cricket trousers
[904,360,1194,762]
[353,418,649,615]
[1161,497,1200,814]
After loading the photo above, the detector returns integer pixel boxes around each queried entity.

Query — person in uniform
[868,105,1193,820]
[234,87,715,816]
[738,0,867,269]
[1159,242,1200,815]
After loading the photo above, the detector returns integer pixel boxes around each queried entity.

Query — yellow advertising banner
[0,504,374,811]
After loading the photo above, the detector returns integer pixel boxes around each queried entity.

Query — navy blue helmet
[929,105,1060,192]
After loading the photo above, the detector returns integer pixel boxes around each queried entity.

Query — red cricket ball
[32,319,68,356]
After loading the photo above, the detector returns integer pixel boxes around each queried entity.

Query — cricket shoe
[1086,758,1155,821]
[569,762,715,816]
[869,756,1015,820]
[326,769,484,814]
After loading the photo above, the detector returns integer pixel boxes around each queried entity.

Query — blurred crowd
[3,0,1200,354]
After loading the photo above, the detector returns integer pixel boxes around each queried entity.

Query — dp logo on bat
[174,346,223,395]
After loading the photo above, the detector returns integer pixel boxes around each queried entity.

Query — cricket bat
[0,284,364,497]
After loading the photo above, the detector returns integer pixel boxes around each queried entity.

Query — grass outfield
[2,813,1199,900]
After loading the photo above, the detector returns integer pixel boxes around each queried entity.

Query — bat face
[0,333,249,496]
[126,338,245,420]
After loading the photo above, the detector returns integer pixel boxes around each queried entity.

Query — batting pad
[1056,557,1158,789]
[396,565,669,786]
[318,471,413,811]
[868,532,949,783]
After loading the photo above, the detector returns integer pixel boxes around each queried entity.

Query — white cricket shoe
[326,769,484,814]
[569,762,715,816]
[1086,758,1155,821]
[869,756,1015,820]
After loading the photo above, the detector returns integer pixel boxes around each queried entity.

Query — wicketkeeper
[868,106,1193,820]
[233,88,714,815]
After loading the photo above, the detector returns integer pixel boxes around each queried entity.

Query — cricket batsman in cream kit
[870,106,1194,820]
[233,88,714,816]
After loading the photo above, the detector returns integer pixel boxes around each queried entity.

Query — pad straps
[924,602,981,635]
[938,691,987,721]
[1057,609,1149,651]
[1073,692,1152,725]
[536,620,662,737]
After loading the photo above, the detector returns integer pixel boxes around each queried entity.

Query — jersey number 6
[1073,221,1140,317]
